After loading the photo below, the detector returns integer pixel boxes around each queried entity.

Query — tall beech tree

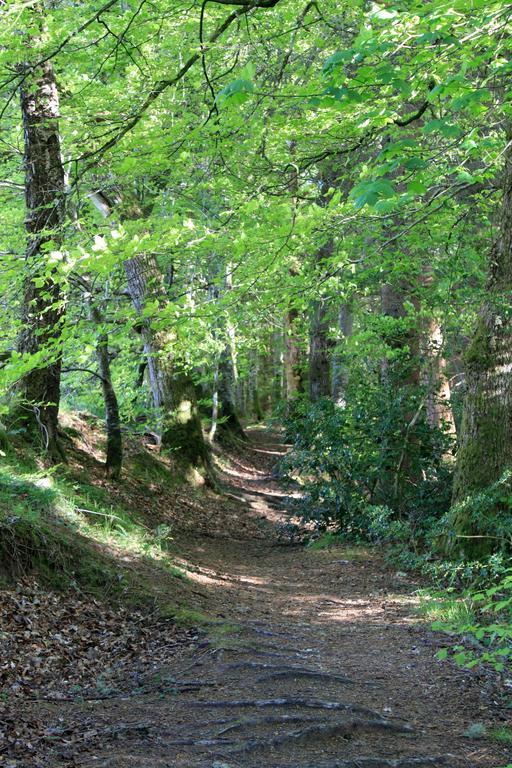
[16,58,66,459]
[451,130,512,553]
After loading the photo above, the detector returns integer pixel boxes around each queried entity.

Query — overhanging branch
[79,0,283,166]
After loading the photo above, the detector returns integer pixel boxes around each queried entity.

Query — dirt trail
[20,429,510,767]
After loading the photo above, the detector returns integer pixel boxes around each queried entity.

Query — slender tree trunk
[272,329,284,406]
[124,254,210,477]
[284,307,304,399]
[308,170,336,401]
[16,60,66,459]
[380,282,421,386]
[215,347,246,442]
[209,367,219,442]
[249,350,264,421]
[420,265,456,440]
[211,266,246,443]
[451,132,512,554]
[422,316,456,438]
[90,306,123,479]
[332,301,353,407]
[283,141,305,403]
[309,298,332,401]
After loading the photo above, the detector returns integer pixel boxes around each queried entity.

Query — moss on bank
[0,419,190,608]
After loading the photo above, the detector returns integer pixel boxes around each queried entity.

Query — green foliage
[442,471,512,556]
[282,387,453,541]
[416,591,475,626]
[433,569,512,673]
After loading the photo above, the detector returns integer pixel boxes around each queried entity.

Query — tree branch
[78,0,282,165]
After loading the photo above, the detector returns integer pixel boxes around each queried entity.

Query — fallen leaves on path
[1,582,194,701]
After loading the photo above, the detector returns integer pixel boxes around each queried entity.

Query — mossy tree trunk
[379,281,421,509]
[16,60,66,460]
[451,133,512,554]
[90,305,123,480]
[284,306,304,400]
[124,254,209,476]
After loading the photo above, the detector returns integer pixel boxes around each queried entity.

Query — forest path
[50,429,508,767]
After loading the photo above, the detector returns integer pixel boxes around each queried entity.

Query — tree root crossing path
[35,430,509,767]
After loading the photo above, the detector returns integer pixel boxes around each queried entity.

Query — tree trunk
[272,329,284,406]
[124,254,210,478]
[249,350,264,422]
[16,60,66,459]
[284,307,304,399]
[451,132,512,554]
[90,306,123,480]
[214,345,246,443]
[309,296,332,401]
[422,316,456,439]
[379,281,421,508]
[380,282,420,386]
[332,301,353,407]
[211,266,246,443]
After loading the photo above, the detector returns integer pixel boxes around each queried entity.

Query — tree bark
[308,171,336,402]
[16,60,66,459]
[451,131,512,553]
[272,329,284,406]
[380,282,420,387]
[284,307,304,399]
[421,316,456,439]
[124,254,210,477]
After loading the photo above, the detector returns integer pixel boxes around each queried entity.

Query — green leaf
[350,178,395,209]
[407,177,427,195]
[216,78,254,106]
[423,119,462,138]
[323,49,353,73]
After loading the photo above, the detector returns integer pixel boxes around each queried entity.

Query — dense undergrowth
[282,396,512,675]
[0,413,188,610]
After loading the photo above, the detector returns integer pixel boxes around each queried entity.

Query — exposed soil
[2,428,511,768]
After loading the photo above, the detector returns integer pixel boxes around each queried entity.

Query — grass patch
[160,606,240,637]
[416,590,475,625]
[307,534,369,561]
[0,450,184,605]
[170,607,213,626]
[307,532,343,550]
[490,727,512,745]
[129,450,176,486]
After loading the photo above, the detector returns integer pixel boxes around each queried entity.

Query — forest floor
[2,427,511,768]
